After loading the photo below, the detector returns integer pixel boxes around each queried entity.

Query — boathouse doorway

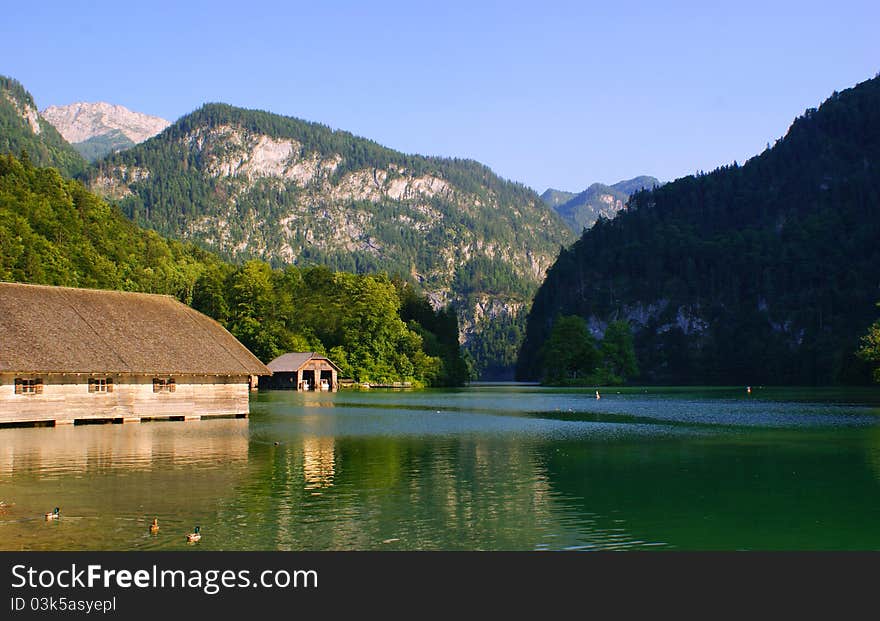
[263,353,342,391]
[300,369,316,391]
[319,370,333,391]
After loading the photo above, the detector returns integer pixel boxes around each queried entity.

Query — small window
[14,378,43,395]
[153,378,176,393]
[88,378,114,393]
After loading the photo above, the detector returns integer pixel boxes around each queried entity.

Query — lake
[2,385,880,551]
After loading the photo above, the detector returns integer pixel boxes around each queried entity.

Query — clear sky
[2,0,877,192]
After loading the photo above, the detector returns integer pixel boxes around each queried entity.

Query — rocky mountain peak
[41,102,170,145]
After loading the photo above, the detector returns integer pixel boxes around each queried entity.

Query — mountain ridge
[86,102,574,377]
[518,75,880,385]
[539,188,576,208]
[41,101,170,161]
[543,176,660,232]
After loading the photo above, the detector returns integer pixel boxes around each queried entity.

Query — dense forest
[0,153,210,294]
[0,154,468,386]
[87,102,572,378]
[540,316,638,385]
[518,75,880,385]
[0,76,86,177]
[190,261,470,386]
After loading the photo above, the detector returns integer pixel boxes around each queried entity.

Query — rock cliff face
[3,89,42,136]
[87,103,574,377]
[41,102,170,160]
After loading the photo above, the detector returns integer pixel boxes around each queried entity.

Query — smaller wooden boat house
[0,282,270,426]
[264,353,341,391]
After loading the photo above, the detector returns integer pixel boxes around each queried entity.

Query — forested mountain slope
[87,103,574,377]
[0,76,85,177]
[518,75,880,385]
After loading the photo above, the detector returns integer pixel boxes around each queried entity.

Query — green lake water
[2,385,880,550]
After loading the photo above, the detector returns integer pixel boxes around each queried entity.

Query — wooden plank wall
[0,374,250,424]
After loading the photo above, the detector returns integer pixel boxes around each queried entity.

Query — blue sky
[2,1,877,192]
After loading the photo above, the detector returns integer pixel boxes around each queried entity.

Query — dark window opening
[153,378,176,393]
[88,377,114,393]
[14,378,42,395]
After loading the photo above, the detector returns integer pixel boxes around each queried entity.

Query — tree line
[192,261,470,385]
[539,316,638,385]
[859,305,880,383]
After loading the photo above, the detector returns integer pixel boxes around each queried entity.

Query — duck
[186,526,201,543]
[150,518,159,534]
[45,507,60,520]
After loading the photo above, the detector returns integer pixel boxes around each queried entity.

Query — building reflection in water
[0,411,652,550]
[302,436,335,490]
[0,419,252,551]
[254,435,643,550]
[0,418,249,477]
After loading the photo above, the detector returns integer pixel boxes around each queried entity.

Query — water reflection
[0,419,249,478]
[302,437,335,490]
[0,419,249,551]
[3,387,880,550]
[862,426,880,484]
[223,431,651,550]
[544,428,880,550]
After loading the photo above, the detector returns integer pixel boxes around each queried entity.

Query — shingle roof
[267,352,341,373]
[0,282,270,376]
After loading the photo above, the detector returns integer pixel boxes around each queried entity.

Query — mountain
[544,176,660,233]
[86,103,574,377]
[518,75,880,385]
[540,188,577,207]
[41,102,170,161]
[0,153,469,386]
[0,76,85,176]
[610,175,661,196]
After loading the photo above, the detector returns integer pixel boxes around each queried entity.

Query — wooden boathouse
[264,353,341,391]
[0,282,270,426]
